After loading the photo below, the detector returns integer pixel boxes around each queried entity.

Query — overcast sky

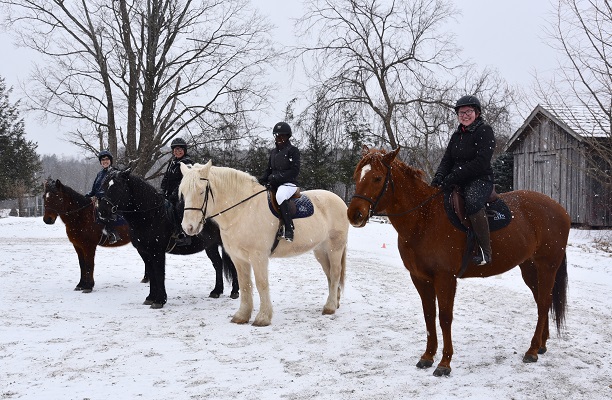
[0,0,558,157]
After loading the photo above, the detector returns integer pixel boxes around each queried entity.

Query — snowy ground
[1,216,611,399]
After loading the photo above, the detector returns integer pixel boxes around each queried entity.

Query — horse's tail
[222,248,236,284]
[551,253,568,335]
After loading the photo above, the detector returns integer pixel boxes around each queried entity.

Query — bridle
[351,161,443,218]
[351,161,394,218]
[183,177,267,230]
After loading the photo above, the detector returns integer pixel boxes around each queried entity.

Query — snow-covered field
[1,216,611,399]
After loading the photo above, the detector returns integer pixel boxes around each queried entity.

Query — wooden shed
[504,104,611,227]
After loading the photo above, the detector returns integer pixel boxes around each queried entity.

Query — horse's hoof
[143,299,154,305]
[82,288,93,294]
[433,366,451,377]
[209,292,221,299]
[140,277,149,283]
[416,359,434,369]
[523,354,538,363]
[322,307,336,315]
[150,302,164,309]
[230,292,239,299]
[74,286,83,291]
[231,316,249,324]
[538,346,547,355]
[252,320,271,327]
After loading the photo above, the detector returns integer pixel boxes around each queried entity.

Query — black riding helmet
[97,150,113,164]
[272,122,292,137]
[170,137,188,151]
[454,95,481,114]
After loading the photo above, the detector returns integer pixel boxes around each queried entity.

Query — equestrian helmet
[454,95,481,114]
[170,137,188,150]
[98,150,113,163]
[272,122,292,137]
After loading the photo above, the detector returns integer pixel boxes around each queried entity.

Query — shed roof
[504,104,609,153]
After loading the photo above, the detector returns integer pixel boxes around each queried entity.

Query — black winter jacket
[434,117,496,186]
[161,155,194,202]
[260,142,300,188]
[86,167,114,198]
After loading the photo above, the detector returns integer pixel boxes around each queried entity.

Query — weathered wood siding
[509,114,610,226]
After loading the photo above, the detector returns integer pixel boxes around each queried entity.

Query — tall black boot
[279,200,294,242]
[468,208,492,265]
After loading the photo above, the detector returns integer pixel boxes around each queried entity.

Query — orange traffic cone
[381,243,386,249]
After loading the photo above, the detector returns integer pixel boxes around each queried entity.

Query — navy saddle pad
[268,194,315,219]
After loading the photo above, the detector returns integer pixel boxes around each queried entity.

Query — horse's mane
[47,178,89,206]
[355,148,428,183]
[182,164,259,196]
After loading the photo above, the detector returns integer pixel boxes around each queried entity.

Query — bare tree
[1,0,278,177]
[294,0,461,149]
[535,0,612,181]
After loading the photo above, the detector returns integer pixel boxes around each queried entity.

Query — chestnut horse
[43,178,132,292]
[347,146,570,376]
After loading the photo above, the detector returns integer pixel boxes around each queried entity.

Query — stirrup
[107,232,120,245]
[472,247,491,265]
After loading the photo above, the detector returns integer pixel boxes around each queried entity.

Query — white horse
[179,161,349,326]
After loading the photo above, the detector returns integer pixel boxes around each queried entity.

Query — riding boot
[279,200,294,242]
[104,226,121,245]
[468,208,492,265]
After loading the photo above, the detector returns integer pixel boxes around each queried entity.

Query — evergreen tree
[0,77,42,201]
[492,152,514,193]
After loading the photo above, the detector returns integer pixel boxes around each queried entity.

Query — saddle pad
[268,194,315,219]
[443,193,512,233]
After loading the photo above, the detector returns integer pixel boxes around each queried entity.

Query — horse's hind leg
[205,246,224,298]
[519,261,549,356]
[314,247,340,315]
[520,258,558,362]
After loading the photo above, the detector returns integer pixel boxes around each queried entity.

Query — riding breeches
[276,183,298,204]
[463,179,494,215]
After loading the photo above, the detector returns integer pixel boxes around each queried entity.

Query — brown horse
[347,146,570,376]
[43,178,132,293]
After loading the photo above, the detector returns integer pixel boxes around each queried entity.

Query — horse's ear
[361,145,370,157]
[383,146,401,164]
[180,163,191,174]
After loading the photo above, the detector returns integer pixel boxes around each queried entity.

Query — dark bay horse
[347,146,570,376]
[43,178,132,292]
[96,169,238,309]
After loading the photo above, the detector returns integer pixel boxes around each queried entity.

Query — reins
[183,177,267,221]
[351,161,443,218]
[44,201,93,216]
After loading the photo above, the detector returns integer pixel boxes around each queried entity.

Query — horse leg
[231,258,254,324]
[431,274,457,376]
[139,248,167,309]
[519,261,549,356]
[75,246,95,293]
[222,249,239,299]
[251,256,273,326]
[314,246,340,315]
[410,274,439,370]
[205,246,224,298]
[522,258,559,362]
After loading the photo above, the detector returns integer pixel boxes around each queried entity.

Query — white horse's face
[180,161,212,235]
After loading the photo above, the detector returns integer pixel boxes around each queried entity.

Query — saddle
[444,186,512,232]
[267,189,315,219]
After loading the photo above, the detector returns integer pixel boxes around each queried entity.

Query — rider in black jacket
[259,122,300,242]
[431,95,496,265]
[161,137,194,245]
[86,150,121,244]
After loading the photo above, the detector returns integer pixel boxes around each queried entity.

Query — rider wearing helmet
[259,121,301,242]
[86,150,121,244]
[431,95,496,265]
[161,137,194,246]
